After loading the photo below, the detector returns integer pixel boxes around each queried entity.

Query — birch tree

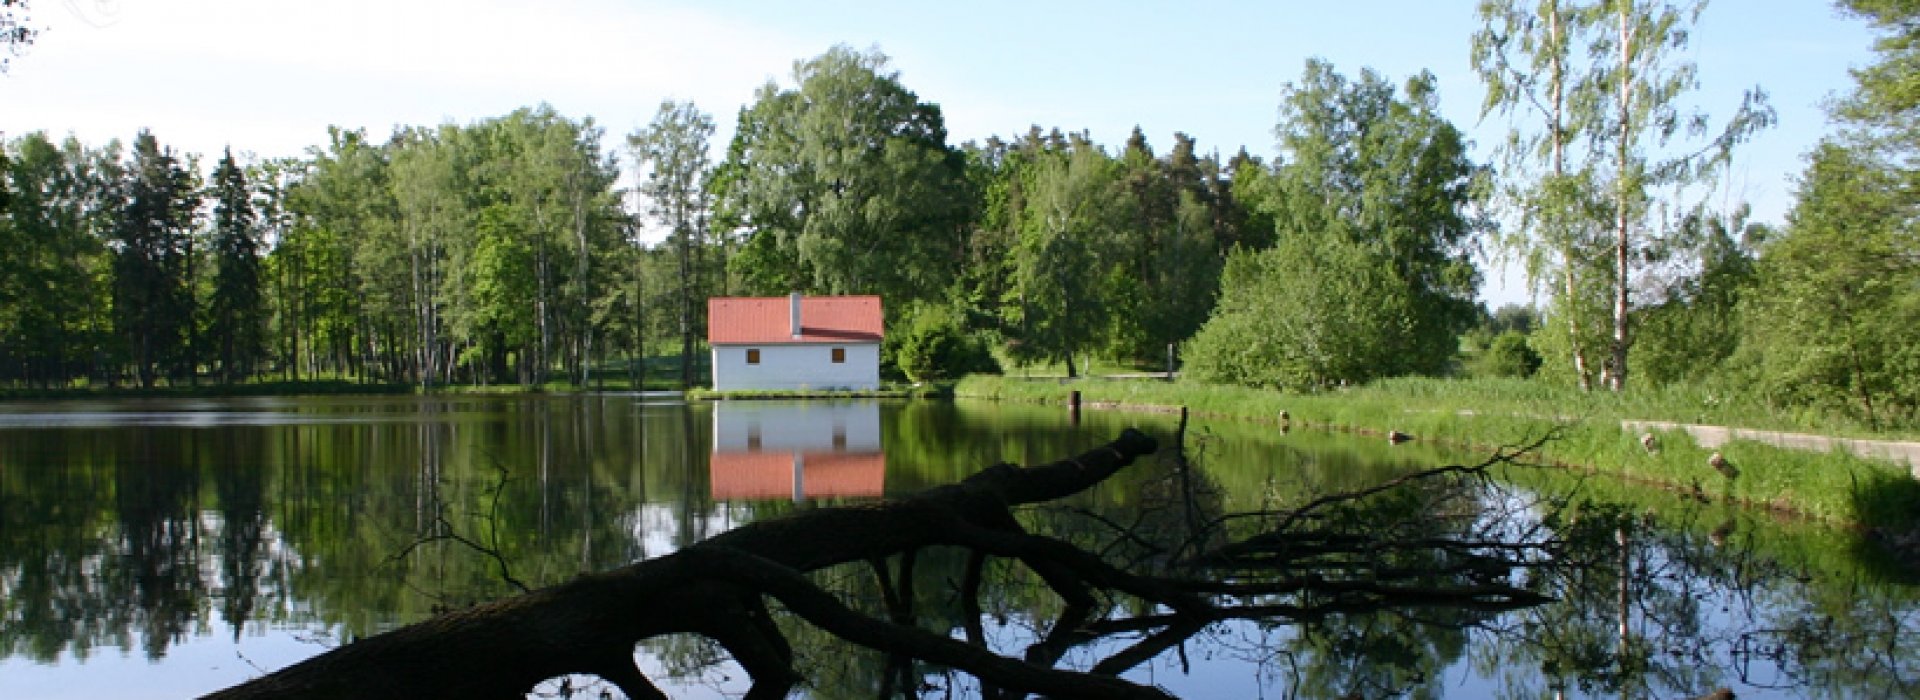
[1588,0,1772,391]
[629,100,716,390]
[1473,0,1607,390]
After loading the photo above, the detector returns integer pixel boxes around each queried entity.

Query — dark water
[0,395,1914,699]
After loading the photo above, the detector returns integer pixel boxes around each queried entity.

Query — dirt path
[1620,420,1920,478]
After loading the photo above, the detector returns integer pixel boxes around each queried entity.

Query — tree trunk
[1547,2,1593,392]
[1607,0,1634,393]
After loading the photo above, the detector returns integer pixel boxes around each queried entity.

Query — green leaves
[716,46,969,304]
[1192,60,1485,389]
[1746,142,1920,425]
[207,148,265,382]
[1187,233,1423,388]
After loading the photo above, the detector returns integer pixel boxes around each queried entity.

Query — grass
[687,384,949,401]
[0,378,416,400]
[955,374,1920,527]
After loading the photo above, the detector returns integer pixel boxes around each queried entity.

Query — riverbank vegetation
[3,3,1914,435]
[954,375,1920,527]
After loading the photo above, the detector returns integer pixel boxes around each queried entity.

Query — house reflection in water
[709,401,885,501]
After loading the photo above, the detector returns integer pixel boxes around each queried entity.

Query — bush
[1184,236,1452,389]
[889,303,999,383]
[1476,330,1542,378]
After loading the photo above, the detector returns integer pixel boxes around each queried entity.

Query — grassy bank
[955,375,1920,527]
[0,379,418,400]
[687,384,948,401]
[0,370,694,400]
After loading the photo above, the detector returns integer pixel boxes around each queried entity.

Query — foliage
[1835,0,1920,146]
[999,139,1124,376]
[629,100,720,389]
[206,148,266,383]
[1727,1,1920,428]
[966,126,1249,377]
[1745,142,1920,427]
[886,301,998,383]
[1585,0,1773,391]
[1190,60,1487,389]
[1474,0,1773,392]
[954,373,1920,525]
[1185,234,1420,388]
[113,130,201,388]
[715,45,969,306]
[1478,330,1544,378]
[0,133,116,387]
[1628,208,1758,387]
[1472,0,1609,389]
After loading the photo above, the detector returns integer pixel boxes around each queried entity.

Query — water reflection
[709,401,884,501]
[0,396,1914,699]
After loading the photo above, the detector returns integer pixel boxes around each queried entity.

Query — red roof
[708,295,883,344]
[708,451,886,500]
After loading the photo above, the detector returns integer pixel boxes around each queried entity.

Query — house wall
[709,343,880,391]
[711,401,882,452]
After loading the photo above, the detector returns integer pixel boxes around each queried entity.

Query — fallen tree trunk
[204,430,1174,700]
[204,424,1557,700]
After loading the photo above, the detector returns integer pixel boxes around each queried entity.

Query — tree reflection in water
[0,396,1916,698]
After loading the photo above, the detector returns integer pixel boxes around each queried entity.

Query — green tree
[629,100,718,390]
[1,133,115,386]
[1104,130,1234,365]
[113,130,200,387]
[1748,142,1919,426]
[1473,0,1608,390]
[207,148,265,383]
[1835,0,1920,148]
[1589,0,1772,391]
[888,300,998,383]
[248,157,302,380]
[1732,0,1920,425]
[1478,330,1545,378]
[483,107,621,386]
[1185,233,1421,388]
[1202,60,1486,387]
[282,127,386,380]
[1628,207,1759,386]
[1003,142,1126,377]
[715,45,969,306]
[388,126,468,388]
[459,204,540,383]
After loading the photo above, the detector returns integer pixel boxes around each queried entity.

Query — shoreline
[952,375,1920,528]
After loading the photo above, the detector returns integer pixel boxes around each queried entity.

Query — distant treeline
[2,0,1916,428]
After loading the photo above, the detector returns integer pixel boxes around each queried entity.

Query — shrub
[1477,330,1542,378]
[890,303,999,383]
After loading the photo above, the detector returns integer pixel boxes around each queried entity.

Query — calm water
[0,395,1915,699]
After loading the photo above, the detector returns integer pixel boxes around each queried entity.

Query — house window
[746,349,761,365]
[831,347,846,364]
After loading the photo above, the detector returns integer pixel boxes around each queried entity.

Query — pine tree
[208,147,264,383]
[113,130,199,387]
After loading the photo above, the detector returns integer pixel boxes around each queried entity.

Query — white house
[707,293,883,391]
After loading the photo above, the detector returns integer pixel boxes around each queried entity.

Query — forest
[1,0,1916,429]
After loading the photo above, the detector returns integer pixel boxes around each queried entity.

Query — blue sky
[1,0,1878,305]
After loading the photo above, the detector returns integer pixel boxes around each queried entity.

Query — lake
[0,395,1915,698]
